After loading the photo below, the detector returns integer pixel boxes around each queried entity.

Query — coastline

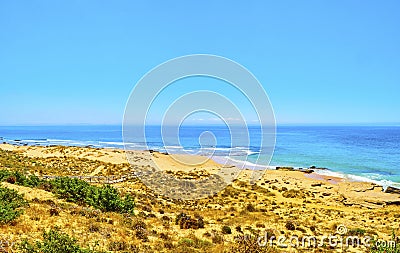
[3,137,400,190]
[1,143,399,206]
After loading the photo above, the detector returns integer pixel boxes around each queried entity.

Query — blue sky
[1,1,399,125]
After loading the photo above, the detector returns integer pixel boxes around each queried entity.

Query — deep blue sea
[1,125,399,187]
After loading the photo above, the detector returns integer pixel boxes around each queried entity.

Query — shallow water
[1,125,399,186]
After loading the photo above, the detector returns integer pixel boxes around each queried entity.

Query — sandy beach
[1,144,400,252]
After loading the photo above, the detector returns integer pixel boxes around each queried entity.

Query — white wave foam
[17,139,48,143]
[313,168,400,189]
[213,156,400,189]
[164,145,184,149]
[99,141,125,146]
[47,139,75,142]
[212,156,274,170]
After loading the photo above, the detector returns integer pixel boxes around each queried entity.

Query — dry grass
[0,146,399,252]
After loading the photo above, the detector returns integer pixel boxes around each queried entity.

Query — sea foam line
[3,140,400,189]
[213,156,400,189]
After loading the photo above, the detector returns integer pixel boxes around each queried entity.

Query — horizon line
[1,122,400,127]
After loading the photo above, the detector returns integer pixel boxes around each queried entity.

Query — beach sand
[1,144,399,252]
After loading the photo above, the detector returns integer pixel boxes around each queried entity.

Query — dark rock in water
[14,139,21,142]
[310,166,328,170]
[384,186,400,194]
[303,169,314,174]
[276,167,295,171]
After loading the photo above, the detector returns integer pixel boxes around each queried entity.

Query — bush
[230,234,278,252]
[108,241,138,251]
[89,185,135,213]
[222,225,232,234]
[175,212,205,229]
[6,176,16,184]
[15,172,42,187]
[19,228,99,253]
[177,235,212,250]
[132,220,148,241]
[0,170,43,187]
[285,221,295,230]
[282,189,304,198]
[51,177,91,204]
[246,203,257,212]
[211,232,224,244]
[370,231,400,253]
[0,170,12,181]
[50,177,135,214]
[348,227,366,236]
[0,171,135,214]
[24,174,43,187]
[0,186,27,224]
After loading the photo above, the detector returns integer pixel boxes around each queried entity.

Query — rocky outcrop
[384,186,400,194]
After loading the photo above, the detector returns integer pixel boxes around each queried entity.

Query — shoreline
[1,143,400,200]
[2,139,400,191]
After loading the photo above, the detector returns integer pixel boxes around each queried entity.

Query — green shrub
[0,170,12,181]
[0,186,28,224]
[19,228,100,253]
[177,235,212,250]
[0,169,43,187]
[348,227,366,236]
[0,170,134,215]
[51,177,92,204]
[108,241,138,251]
[89,184,135,213]
[370,231,400,253]
[23,174,42,187]
[222,225,232,234]
[50,177,134,214]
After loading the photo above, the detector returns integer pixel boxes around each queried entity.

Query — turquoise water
[253,126,400,185]
[1,125,399,186]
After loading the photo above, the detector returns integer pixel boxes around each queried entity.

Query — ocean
[1,125,399,188]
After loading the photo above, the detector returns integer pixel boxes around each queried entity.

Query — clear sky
[1,1,399,125]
